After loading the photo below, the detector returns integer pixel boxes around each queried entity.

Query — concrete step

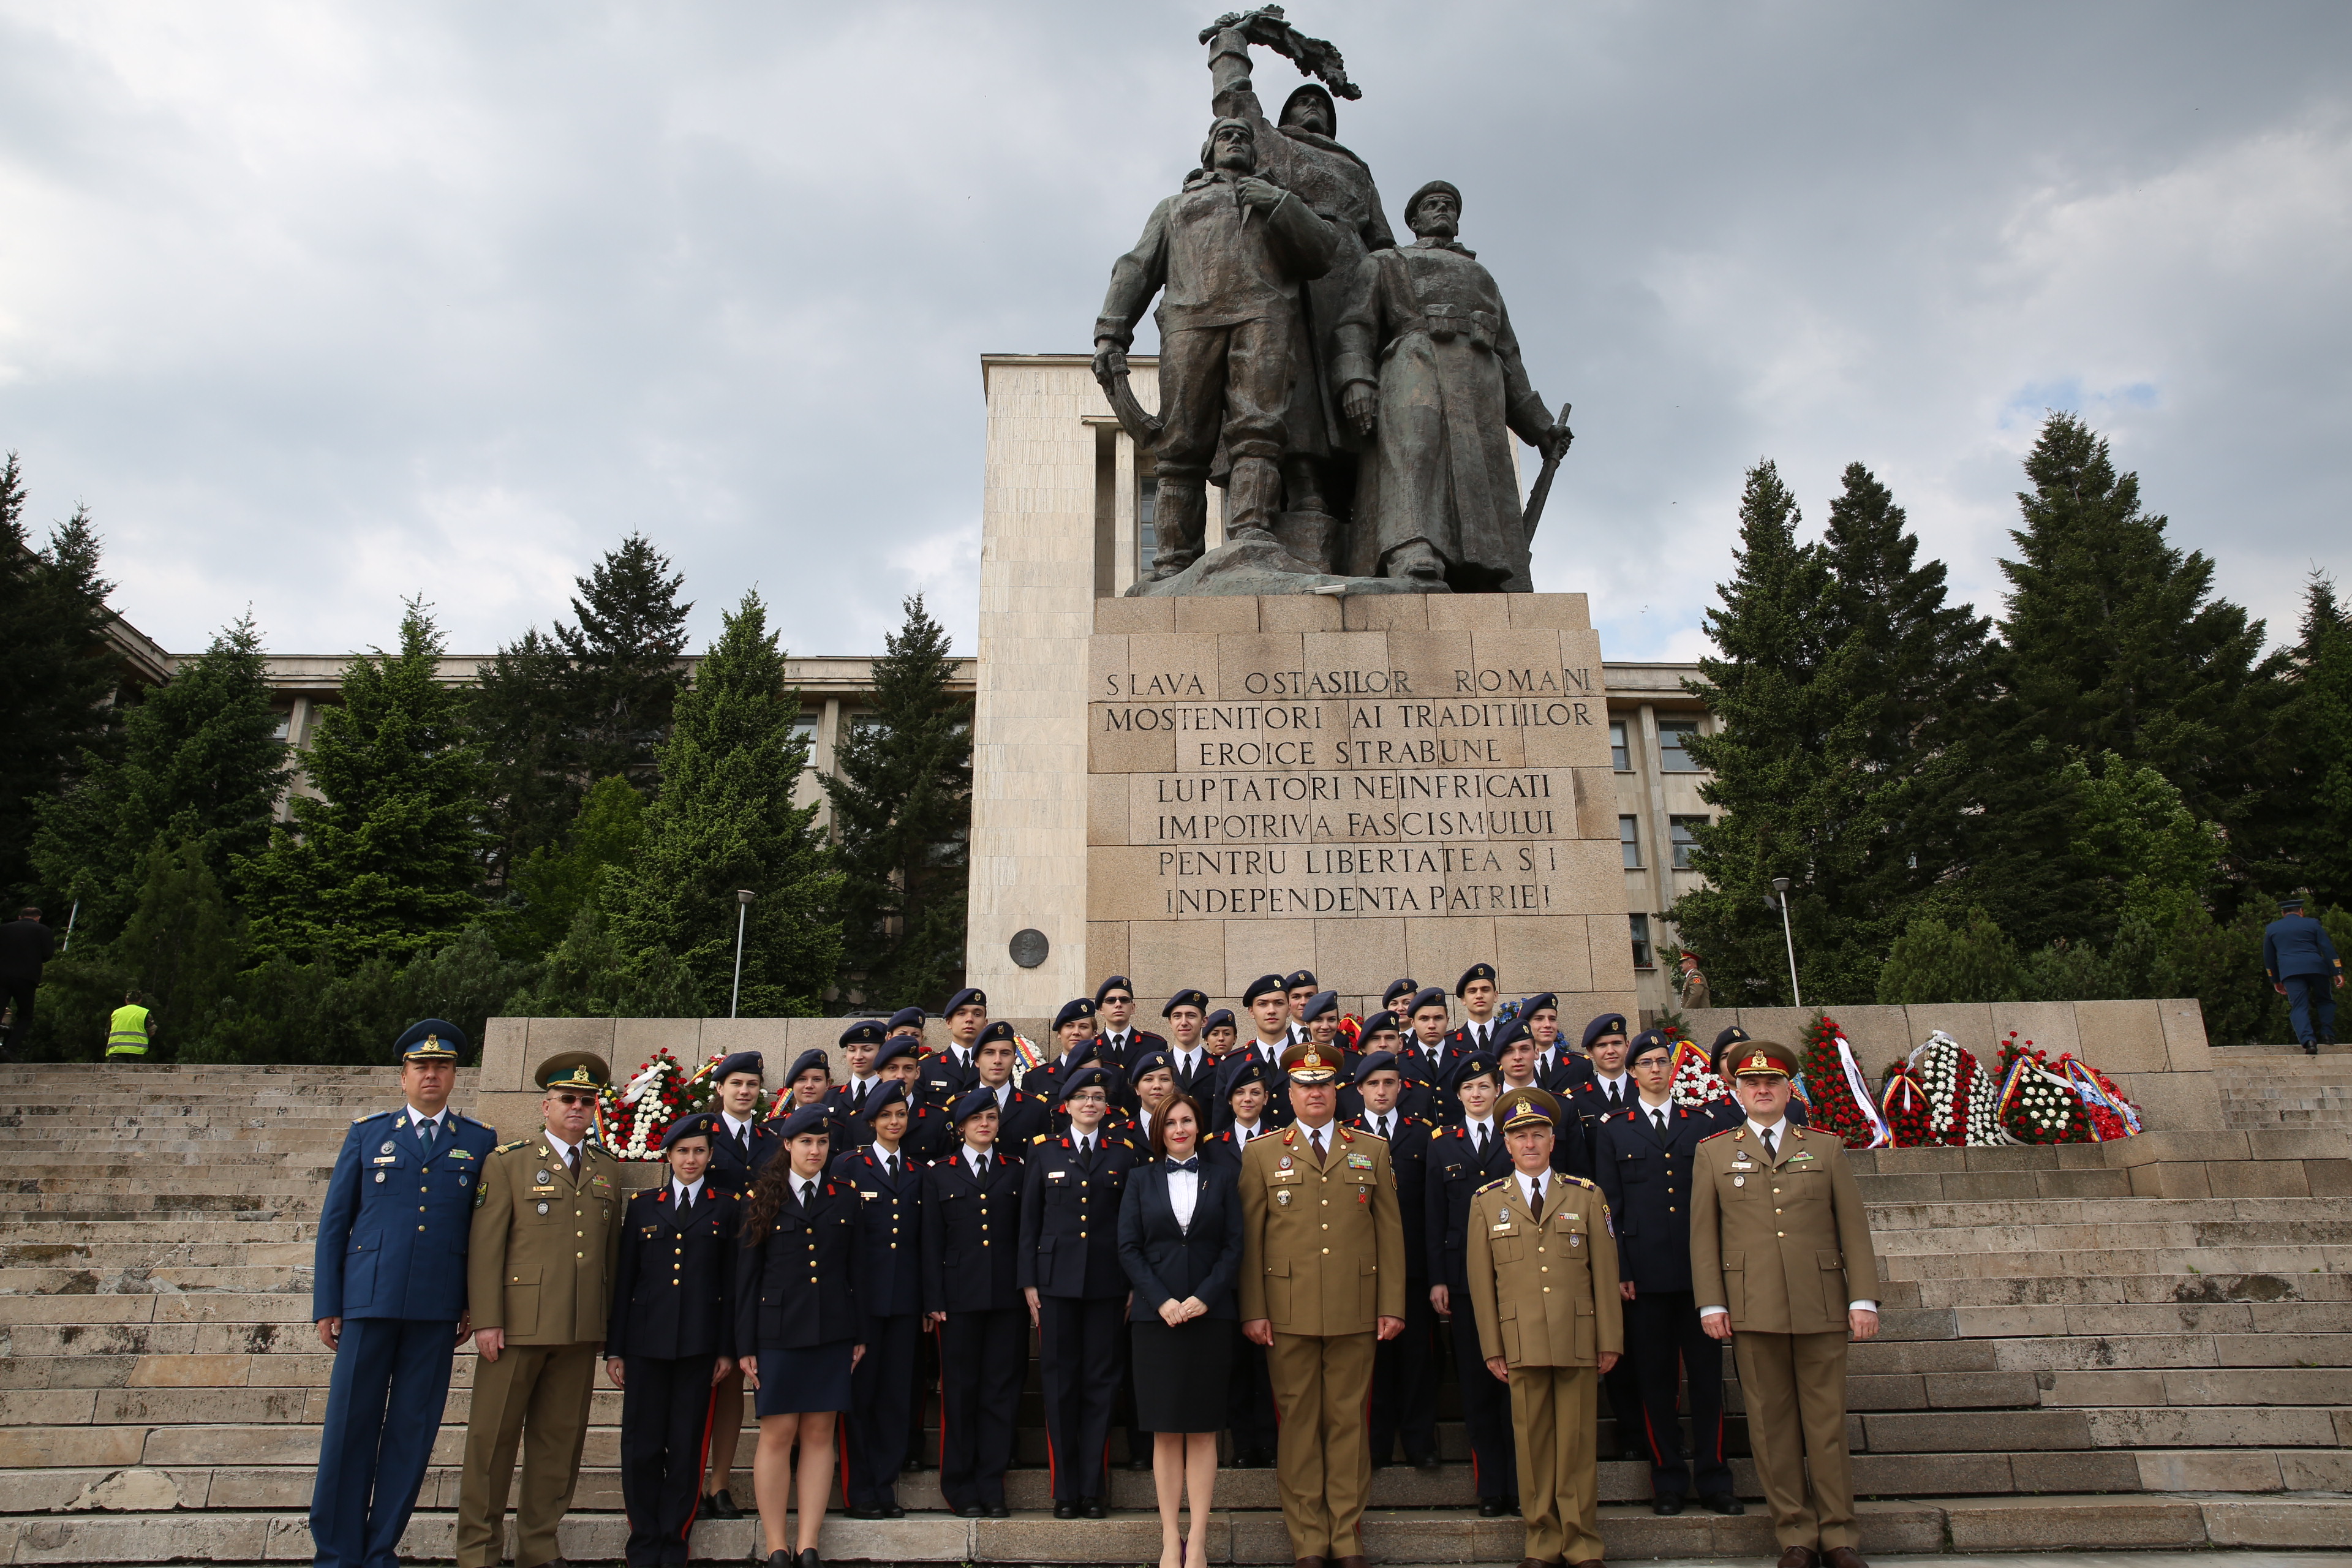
[1879,1269,2352,1312]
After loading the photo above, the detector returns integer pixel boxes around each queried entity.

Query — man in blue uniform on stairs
[2265,896,2343,1053]
[310,1020,497,1568]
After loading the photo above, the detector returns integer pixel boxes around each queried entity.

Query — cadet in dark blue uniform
[922,987,991,1102]
[885,1005,927,1041]
[1348,1050,1441,1472]
[1489,1016,1591,1179]
[1282,968,1321,1042]
[1033,998,1134,1115]
[1445,962,1507,1055]
[833,1081,925,1518]
[826,1020,890,1148]
[1525,995,1596,1095]
[1709,1027,1806,1126]
[1020,1066,1140,1517]
[2266,896,2344,1052]
[311,1021,496,1568]
[1425,1050,1518,1513]
[701,1050,775,1519]
[1214,975,1296,1131]
[1594,1033,1745,1518]
[1562,1015,1637,1183]
[1202,1056,1278,1464]
[922,1087,1027,1518]
[1161,989,1219,1102]
[1402,987,1463,1125]
[1093,973,1167,1071]
[1382,977,1420,1014]
[736,1103,863,1568]
[908,1020,1044,1162]
[1203,1009,1238,1057]
[865,1038,936,1477]
[608,1115,739,1568]
[1342,1012,1411,1121]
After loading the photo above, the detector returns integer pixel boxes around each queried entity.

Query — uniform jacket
[1091,1028,1166,1071]
[1592,1101,1735,1294]
[1212,1045,1294,1129]
[1164,1046,1219,1102]
[1200,1123,1274,1179]
[735,1174,863,1352]
[832,1142,925,1319]
[1095,169,1340,349]
[1348,1112,1434,1284]
[1395,1040,1458,1123]
[315,1107,497,1322]
[919,1047,979,1105]
[1465,1172,1623,1367]
[705,1117,781,1196]
[1031,1054,1134,1118]
[1561,1077,1640,1178]
[1237,1121,1406,1333]
[1425,1121,1516,1298]
[467,1133,625,1345]
[1689,1123,1879,1336]
[1117,1159,1243,1321]
[921,1148,1025,1314]
[607,1181,736,1360]
[1536,1048,1596,1096]
[1020,1130,1140,1298]
[2265,914,2345,981]
[826,1082,887,1148]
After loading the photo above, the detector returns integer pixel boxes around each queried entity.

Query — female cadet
[922,1087,1027,1518]
[735,1104,862,1568]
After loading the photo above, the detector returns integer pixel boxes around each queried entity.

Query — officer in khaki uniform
[1239,1040,1405,1568]
[1466,1087,1622,1568]
[456,1054,627,1568]
[1691,1041,1879,1568]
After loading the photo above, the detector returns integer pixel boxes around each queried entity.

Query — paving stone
[1940,1493,2207,1551]
[1861,1411,2092,1452]
[2199,1496,2352,1548]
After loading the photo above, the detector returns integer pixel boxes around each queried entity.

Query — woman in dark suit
[1117,1093,1242,1568]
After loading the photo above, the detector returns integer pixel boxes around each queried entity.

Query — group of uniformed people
[311,970,1882,1568]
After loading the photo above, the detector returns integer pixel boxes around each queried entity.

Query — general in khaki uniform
[1691,1041,1880,1568]
[456,1054,627,1568]
[1466,1088,1623,1568]
[1238,1041,1405,1568]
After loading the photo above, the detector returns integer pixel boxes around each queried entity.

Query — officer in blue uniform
[1425,1049,1518,1515]
[1402,986,1464,1125]
[922,1087,1028,1518]
[608,1114,739,1568]
[1445,962,1508,1055]
[2266,896,2344,1052]
[1348,1050,1441,1472]
[834,1080,925,1518]
[1161,988,1219,1102]
[924,987,992,1101]
[311,1020,497,1568]
[1019,1066,1140,1517]
[1595,1032,1744,1518]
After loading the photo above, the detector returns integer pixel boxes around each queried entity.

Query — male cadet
[828,1020,888,1144]
[698,1050,771,1518]
[311,1020,495,1568]
[1694,1041,1880,1568]
[914,1020,1047,1161]
[1404,987,1463,1123]
[1215,974,1297,1129]
[1565,1015,1637,1178]
[1526,995,1596,1095]
[2266,895,2344,1052]
[1466,1087,1623,1568]
[607,1115,737,1568]
[1425,1050,1518,1515]
[923,1087,1028,1519]
[1283,970,1322,1042]
[1240,1041,1406,1568]
[1094,974,1166,1068]
[1163,988,1218,1100]
[1020,1066,1140,1517]
[457,1054,625,1568]
[925,987,992,1100]
[1348,1050,1441,1473]
[885,1005,928,1041]
[1711,1027,1808,1128]
[1447,963,1506,1055]
[1343,1012,1409,1121]
[834,1080,924,1518]
[1595,1033,1742,1518]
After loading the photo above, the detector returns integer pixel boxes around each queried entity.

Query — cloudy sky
[4,1,2347,664]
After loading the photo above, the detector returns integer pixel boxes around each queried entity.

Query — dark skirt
[1131,1316,1232,1434]
[752,1337,856,1416]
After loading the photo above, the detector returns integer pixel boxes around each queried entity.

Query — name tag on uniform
[641,1225,659,1237]
[1047,1170,1066,1182]
[859,1189,879,1199]
[1491,1220,1512,1232]
[372,1156,396,1166]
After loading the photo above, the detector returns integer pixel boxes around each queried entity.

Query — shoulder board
[495,1139,532,1153]
[1354,1126,1387,1141]
[1569,1175,1599,1189]
[353,1109,392,1124]
[1474,1175,1512,1195]
[1032,1133,1049,1144]
[1696,1128,1735,1145]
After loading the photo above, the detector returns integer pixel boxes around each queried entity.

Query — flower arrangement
[1904,1030,1987,1146]
[2059,1055,2144,1140]
[1991,1033,2089,1145]
[1009,1033,1046,1085]
[1337,1014,1364,1050]
[595,1049,779,1159]
[1796,1012,1893,1148]
[1667,1038,1733,1111]
[1879,1061,1934,1147]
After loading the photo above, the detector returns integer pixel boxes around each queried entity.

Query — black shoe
[1653,1496,1685,1517]
[903,1456,931,1472]
[1478,1498,1508,1518]
[761,1553,789,1568]
[848,1504,890,1520]
[706,1490,742,1520]
[797,1550,822,1568]
[1082,1499,1107,1520]
[1125,1456,1152,1471]
[1701,1492,1747,1516]
[985,1503,1011,1519]
[1054,1502,1077,1520]
[885,1501,905,1519]
[957,1504,985,1518]
[1412,1452,1443,1474]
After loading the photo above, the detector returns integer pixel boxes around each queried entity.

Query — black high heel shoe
[797,1548,823,1568]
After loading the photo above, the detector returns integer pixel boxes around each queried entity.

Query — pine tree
[236,599,488,965]
[603,591,842,1016]
[2261,574,2352,908]
[31,616,290,943]
[0,455,124,903]
[109,838,244,1057]
[822,594,972,1008]
[493,775,647,960]
[473,627,578,886]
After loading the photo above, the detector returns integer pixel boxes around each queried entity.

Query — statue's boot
[1381,539,1448,582]
[1147,477,1207,579]
[1226,456,1284,544]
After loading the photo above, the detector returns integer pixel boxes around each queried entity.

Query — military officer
[1238,1040,1406,1568]
[833,1081,925,1519]
[1162,989,1219,1101]
[827,1020,891,1144]
[1094,974,1168,1068]
[456,1053,625,1568]
[1465,1087,1623,1568]
[311,1020,496,1568]
[1446,963,1507,1055]
[2265,895,2344,1052]
[1020,1066,1140,1517]
[1693,1041,1880,1568]
[922,1087,1028,1519]
[607,1115,737,1568]
[1425,1049,1519,1515]
[1348,1050,1441,1472]
[1594,1032,1743,1517]
[699,1050,773,1518]
[1402,987,1462,1123]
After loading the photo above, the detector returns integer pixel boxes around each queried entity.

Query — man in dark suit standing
[698,1049,773,1519]
[1523,995,1596,1095]
[1349,1051,1440,1472]
[1094,974,1167,1069]
[924,987,992,1101]
[2266,895,2344,1052]
[1595,1033,1744,1518]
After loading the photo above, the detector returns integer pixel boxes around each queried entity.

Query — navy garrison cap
[1060,1066,1113,1102]
[1095,974,1136,1003]
[1581,1013,1630,1050]
[1129,1049,1174,1085]
[872,1038,921,1074]
[1455,962,1498,997]
[661,1113,719,1151]
[1382,978,1419,1008]
[887,1006,927,1033]
[839,1020,887,1047]
[1449,1050,1501,1089]
[714,1051,764,1084]
[1242,973,1287,1006]
[774,1103,834,1142]
[978,1020,1019,1047]
[1490,1015,1532,1055]
[1300,989,1340,1022]
[1359,1010,1402,1040]
[1054,997,1098,1032]
[1408,986,1450,1017]
[786,1048,833,1084]
[1284,969,1319,992]
[1164,988,1210,1016]
[1354,1050,1401,1082]
[1520,992,1559,1018]
[398,1019,464,1061]
[944,987,988,1016]
[1627,1029,1676,1066]
[1204,1009,1237,1035]
[862,1080,910,1120]
[949,1087,1001,1125]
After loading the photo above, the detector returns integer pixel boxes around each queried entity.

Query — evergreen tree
[2060,752,2223,933]
[110,837,244,1055]
[491,774,646,960]
[2261,573,2352,908]
[1875,908,2022,1005]
[603,591,842,1016]
[822,594,972,1007]
[31,616,290,942]
[473,627,578,885]
[0,454,124,902]
[236,598,487,965]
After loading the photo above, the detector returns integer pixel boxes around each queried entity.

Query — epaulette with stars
[1474,1175,1513,1195]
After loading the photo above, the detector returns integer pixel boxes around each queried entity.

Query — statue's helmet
[1404,179,1464,230]
[1200,116,1259,172]
[1280,84,1336,135]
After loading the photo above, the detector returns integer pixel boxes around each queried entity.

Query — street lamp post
[1770,876,1801,1008]
[731,890,756,1019]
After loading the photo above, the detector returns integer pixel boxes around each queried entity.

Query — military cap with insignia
[536,1052,610,1091]
[1242,973,1288,1006]
[1284,968,1319,993]
[1278,1039,1343,1084]
[1222,1054,1269,1091]
[943,987,988,1016]
[1407,985,1450,1017]
[840,1019,888,1047]
[1299,988,1340,1022]
[1163,987,1210,1016]
[862,1080,911,1120]
[1354,1050,1401,1082]
[1448,1050,1501,1089]
[1204,1008,1237,1036]
[1626,1028,1675,1066]
[1382,977,1420,1009]
[1454,962,1498,997]
[660,1112,721,1151]
[1128,1049,1174,1085]
[714,1050,764,1083]
[1580,1012,1629,1051]
[872,1037,921,1074]
[1520,991,1558,1017]
[1095,974,1136,1003]
[774,1102,834,1141]
[1059,1065,1114,1102]
[887,1005,928,1033]
[1053,997,1097,1032]
[1057,1035,1102,1072]
[1725,1039,1800,1079]
[1488,1014,1532,1054]
[977,1019,1019,1047]
[1709,1023,1752,1071]
[785,1047,832,1085]
[1497,1085,1562,1129]
[396,1018,466,1062]
[948,1086,1001,1125]
[1359,1010,1401,1041]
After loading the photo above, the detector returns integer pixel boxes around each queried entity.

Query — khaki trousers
[1733,1330,1856,1551]
[454,1341,600,1568]
[1508,1365,1599,1566]
[1267,1330,1376,1560]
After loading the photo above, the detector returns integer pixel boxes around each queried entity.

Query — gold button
[1543,1286,1551,1292]
[1322,1247,1330,1254]
[1777,1232,1784,1237]
[1540,1265,1548,1273]
[418,1224,425,1231]
[576,1251,584,1257]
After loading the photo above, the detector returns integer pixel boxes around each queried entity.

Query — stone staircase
[2,1063,2349,1563]
[2215,1044,2352,1132]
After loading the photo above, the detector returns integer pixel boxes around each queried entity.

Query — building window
[1670,815,1705,870]
[1138,475,1158,566]
[1609,720,1629,771]
[1630,913,1654,969]
[1619,815,1642,869]
[790,714,818,758]
[1658,721,1701,771]
[272,710,292,741]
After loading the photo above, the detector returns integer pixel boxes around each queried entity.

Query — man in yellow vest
[105,992,154,1060]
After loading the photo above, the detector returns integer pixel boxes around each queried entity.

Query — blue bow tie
[1169,1158,1200,1172]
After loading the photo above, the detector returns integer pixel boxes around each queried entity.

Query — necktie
[1080,1136,1093,1163]
[1477,1026,1488,1050]
[418,1118,435,1152]
[1530,1175,1544,1210]
[1653,1109,1668,1136]
[565,1147,580,1182]
[975,1153,990,1181]
[855,1083,868,1111]
[886,1154,899,1180]
[798,1180,813,1205]
[734,1126,750,1160]
[1608,1083,1623,1110]
[1310,1128,1325,1161]
[1476,1125,1489,1160]
[1170,1157,1200,1172]
[677,1186,692,1219]
[1377,1116,1390,1139]
[1762,1126,1777,1161]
